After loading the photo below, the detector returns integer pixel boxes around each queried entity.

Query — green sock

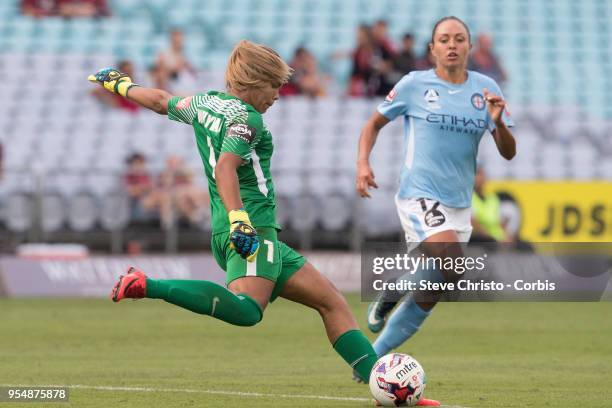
[146,279,263,327]
[333,329,379,382]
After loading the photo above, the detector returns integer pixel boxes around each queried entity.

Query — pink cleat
[375,397,441,406]
[110,267,147,302]
[416,398,441,406]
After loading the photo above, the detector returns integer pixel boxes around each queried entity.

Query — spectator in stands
[415,41,436,70]
[57,0,110,18]
[122,153,156,223]
[371,19,397,96]
[91,60,140,113]
[469,33,507,85]
[372,19,396,57]
[348,24,376,97]
[390,33,417,83]
[145,156,210,228]
[21,0,57,17]
[155,29,197,93]
[470,166,515,243]
[281,46,327,97]
[148,62,169,92]
[164,156,209,226]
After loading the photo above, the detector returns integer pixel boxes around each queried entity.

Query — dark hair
[375,19,388,26]
[294,46,307,57]
[117,60,132,71]
[126,152,145,165]
[430,16,471,44]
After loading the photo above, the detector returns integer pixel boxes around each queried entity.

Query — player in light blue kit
[356,16,516,362]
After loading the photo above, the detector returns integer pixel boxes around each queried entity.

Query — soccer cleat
[367,294,398,333]
[416,398,441,406]
[110,267,147,302]
[352,369,365,383]
[374,398,440,406]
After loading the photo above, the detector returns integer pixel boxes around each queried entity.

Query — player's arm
[215,153,244,212]
[88,67,173,115]
[124,86,172,115]
[356,112,390,198]
[357,74,411,198]
[484,88,516,160]
[216,152,259,262]
[216,122,262,262]
[491,121,515,160]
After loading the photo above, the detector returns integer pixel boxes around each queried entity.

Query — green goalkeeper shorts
[212,227,306,302]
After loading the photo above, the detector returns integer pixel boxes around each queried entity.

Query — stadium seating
[0,0,611,113]
[0,0,610,240]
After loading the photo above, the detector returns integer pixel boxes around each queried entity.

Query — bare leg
[228,276,275,311]
[370,228,464,358]
[280,262,357,342]
[416,229,463,311]
[280,262,378,381]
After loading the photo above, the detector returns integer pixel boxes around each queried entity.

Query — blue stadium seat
[0,0,610,235]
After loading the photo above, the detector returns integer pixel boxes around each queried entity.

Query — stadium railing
[0,167,373,253]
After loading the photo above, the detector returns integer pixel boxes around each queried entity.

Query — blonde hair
[225,40,293,91]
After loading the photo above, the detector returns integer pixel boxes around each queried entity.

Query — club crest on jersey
[385,88,397,102]
[176,96,193,110]
[423,89,441,110]
[471,93,485,111]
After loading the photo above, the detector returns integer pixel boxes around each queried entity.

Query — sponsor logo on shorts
[424,202,446,227]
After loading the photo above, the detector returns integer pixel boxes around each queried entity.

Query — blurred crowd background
[0,0,610,254]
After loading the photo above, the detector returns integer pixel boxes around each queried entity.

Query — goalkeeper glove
[229,208,259,262]
[87,67,138,97]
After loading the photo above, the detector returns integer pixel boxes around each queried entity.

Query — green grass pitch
[1,296,611,407]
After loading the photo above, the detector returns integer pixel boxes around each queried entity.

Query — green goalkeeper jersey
[167,91,279,234]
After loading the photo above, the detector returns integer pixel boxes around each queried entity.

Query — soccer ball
[369,353,426,407]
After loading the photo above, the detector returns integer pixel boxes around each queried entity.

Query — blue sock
[373,295,431,357]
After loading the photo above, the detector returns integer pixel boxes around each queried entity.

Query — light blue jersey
[378,69,514,208]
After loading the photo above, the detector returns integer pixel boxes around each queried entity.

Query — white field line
[0,383,470,407]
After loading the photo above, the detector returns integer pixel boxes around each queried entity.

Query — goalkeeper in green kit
[89,40,378,382]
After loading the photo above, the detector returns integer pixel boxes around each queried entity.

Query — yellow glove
[228,209,259,262]
[87,67,138,97]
